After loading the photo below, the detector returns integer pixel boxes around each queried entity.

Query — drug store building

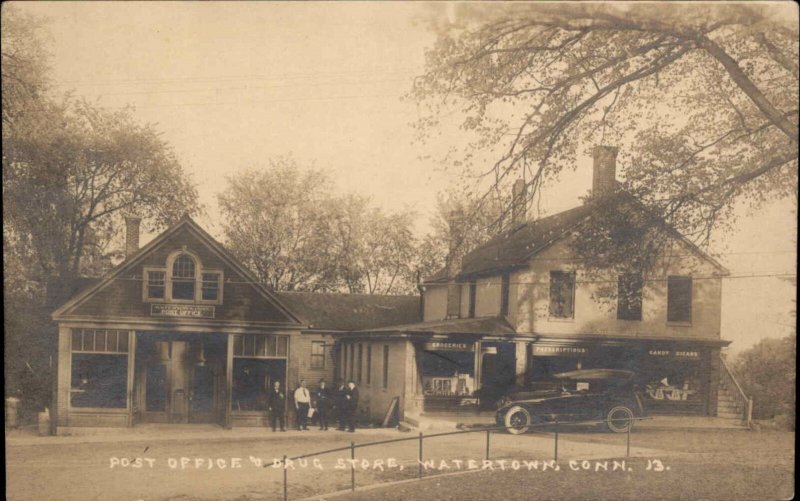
[50,216,419,433]
[338,147,737,422]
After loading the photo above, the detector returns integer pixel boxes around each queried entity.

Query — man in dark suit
[335,380,348,431]
[345,380,359,432]
[267,380,286,432]
[314,379,331,431]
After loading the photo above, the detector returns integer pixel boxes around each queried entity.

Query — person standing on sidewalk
[335,380,348,431]
[294,379,311,431]
[345,380,359,433]
[267,380,286,432]
[314,379,331,431]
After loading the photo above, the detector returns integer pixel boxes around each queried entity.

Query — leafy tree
[1,4,51,127]
[4,99,201,280]
[219,160,419,294]
[218,157,335,291]
[412,3,798,272]
[321,194,418,294]
[416,190,505,281]
[2,8,200,414]
[732,334,796,426]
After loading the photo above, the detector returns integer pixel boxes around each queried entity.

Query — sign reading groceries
[423,341,474,352]
[151,304,215,319]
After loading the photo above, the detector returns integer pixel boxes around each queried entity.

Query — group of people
[267,379,359,433]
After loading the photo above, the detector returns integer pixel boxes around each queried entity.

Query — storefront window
[231,359,272,411]
[421,349,475,397]
[233,334,288,357]
[232,334,288,411]
[70,329,129,408]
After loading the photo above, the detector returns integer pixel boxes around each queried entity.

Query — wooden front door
[137,336,224,424]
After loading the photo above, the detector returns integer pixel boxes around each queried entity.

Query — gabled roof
[52,215,303,325]
[356,316,516,336]
[425,192,729,282]
[275,292,420,331]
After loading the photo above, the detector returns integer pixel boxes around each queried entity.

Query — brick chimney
[124,216,141,259]
[592,146,618,197]
[511,179,527,227]
[445,211,463,319]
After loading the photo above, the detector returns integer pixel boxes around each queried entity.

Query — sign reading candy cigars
[648,349,701,359]
[150,304,215,319]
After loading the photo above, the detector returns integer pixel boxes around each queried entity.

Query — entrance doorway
[135,333,226,424]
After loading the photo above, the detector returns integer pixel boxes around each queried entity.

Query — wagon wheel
[605,406,634,433]
[504,405,531,435]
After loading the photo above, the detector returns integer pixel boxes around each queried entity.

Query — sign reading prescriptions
[150,304,215,319]
[532,345,590,356]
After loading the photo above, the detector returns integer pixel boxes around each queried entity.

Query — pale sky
[14,1,797,353]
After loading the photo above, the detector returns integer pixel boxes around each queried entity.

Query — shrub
[732,334,795,427]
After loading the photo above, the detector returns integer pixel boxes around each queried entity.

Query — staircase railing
[719,354,753,428]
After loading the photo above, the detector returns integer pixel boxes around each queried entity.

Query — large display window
[70,329,130,408]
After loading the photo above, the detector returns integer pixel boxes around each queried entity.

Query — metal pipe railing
[719,354,752,426]
[279,416,649,501]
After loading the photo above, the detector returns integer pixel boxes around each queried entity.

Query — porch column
[55,325,72,433]
[707,348,721,416]
[224,333,234,429]
[515,341,528,386]
[127,331,137,427]
[473,341,482,391]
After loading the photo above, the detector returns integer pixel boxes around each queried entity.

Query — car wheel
[504,405,531,435]
[605,406,634,433]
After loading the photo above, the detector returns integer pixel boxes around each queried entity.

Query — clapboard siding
[287,332,336,388]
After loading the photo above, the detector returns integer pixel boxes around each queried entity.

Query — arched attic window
[171,253,196,300]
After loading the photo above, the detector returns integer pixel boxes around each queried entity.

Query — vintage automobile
[495,369,647,434]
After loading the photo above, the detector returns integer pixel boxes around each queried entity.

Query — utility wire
[101,271,797,288]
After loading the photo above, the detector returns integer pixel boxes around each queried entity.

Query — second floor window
[500,274,510,316]
[667,276,692,323]
[144,251,223,303]
[147,271,166,299]
[468,282,477,318]
[171,254,196,300]
[617,273,643,321]
[549,271,575,318]
[201,272,220,301]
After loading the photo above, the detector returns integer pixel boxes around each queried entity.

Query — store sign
[648,349,700,359]
[151,304,215,319]
[423,342,474,352]
[532,345,590,356]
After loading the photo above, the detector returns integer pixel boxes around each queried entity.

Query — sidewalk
[403,413,748,432]
[5,422,407,447]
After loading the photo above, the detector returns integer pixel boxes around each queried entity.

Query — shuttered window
[667,276,692,323]
[617,273,643,321]
[549,271,575,318]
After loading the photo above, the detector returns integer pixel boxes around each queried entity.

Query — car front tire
[605,406,634,433]
[504,405,531,435]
